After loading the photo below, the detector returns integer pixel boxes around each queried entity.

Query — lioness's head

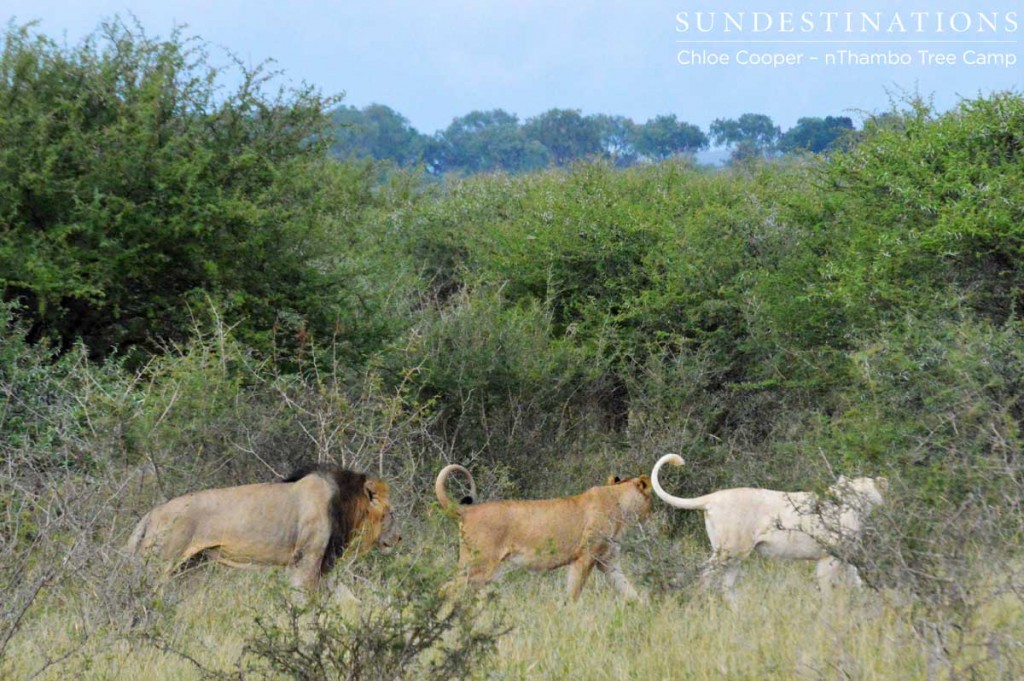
[359,478,401,553]
[606,474,654,520]
[832,475,887,511]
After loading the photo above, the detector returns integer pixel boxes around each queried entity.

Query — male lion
[651,454,886,596]
[126,463,400,592]
[435,464,652,601]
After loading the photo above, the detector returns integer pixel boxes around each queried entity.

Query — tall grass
[7,555,1022,680]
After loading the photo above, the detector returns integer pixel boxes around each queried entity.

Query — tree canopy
[324,103,854,172]
[429,109,549,174]
[778,116,855,153]
[710,113,782,161]
[522,109,603,167]
[633,114,709,160]
[330,104,427,165]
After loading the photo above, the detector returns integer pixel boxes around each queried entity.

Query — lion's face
[376,506,401,552]
[361,479,401,553]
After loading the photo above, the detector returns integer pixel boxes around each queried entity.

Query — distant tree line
[330,104,856,172]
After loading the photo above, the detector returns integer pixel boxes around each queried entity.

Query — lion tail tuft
[435,464,477,514]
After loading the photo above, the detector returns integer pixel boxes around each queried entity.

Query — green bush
[0,20,382,363]
[392,286,603,481]
[236,555,506,681]
[824,92,1024,328]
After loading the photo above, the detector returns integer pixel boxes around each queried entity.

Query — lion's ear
[875,476,889,494]
[636,476,651,491]
[607,475,621,485]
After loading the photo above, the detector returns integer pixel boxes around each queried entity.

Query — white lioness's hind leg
[698,552,744,605]
[720,562,742,602]
[698,557,722,591]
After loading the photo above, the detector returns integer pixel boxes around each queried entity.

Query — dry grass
[7,552,1023,680]
[492,563,926,681]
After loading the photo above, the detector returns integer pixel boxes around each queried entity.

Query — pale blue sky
[3,1,1021,135]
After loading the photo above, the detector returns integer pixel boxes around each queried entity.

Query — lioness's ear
[607,475,621,485]
[636,476,651,491]
[875,476,889,494]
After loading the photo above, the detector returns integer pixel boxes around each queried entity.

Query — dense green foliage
[0,20,392,362]
[3,18,1021,495]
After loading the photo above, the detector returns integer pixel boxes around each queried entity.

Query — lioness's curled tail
[435,464,477,513]
[651,454,714,510]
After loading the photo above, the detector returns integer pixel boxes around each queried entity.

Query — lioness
[127,463,400,591]
[651,454,886,595]
[435,464,652,601]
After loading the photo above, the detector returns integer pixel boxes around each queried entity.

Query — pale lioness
[127,463,401,593]
[435,464,652,601]
[651,454,886,596]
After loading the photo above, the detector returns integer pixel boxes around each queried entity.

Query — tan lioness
[651,454,886,596]
[435,464,652,601]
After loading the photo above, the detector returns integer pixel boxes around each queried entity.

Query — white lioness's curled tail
[435,463,652,601]
[651,453,887,596]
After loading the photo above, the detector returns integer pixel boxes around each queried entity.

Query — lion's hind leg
[156,520,210,578]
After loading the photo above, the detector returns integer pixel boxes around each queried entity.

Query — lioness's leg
[566,558,596,600]
[699,553,743,601]
[698,552,726,591]
[597,558,640,601]
[720,562,742,598]
[464,557,503,588]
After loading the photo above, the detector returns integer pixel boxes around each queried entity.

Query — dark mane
[282,463,370,575]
